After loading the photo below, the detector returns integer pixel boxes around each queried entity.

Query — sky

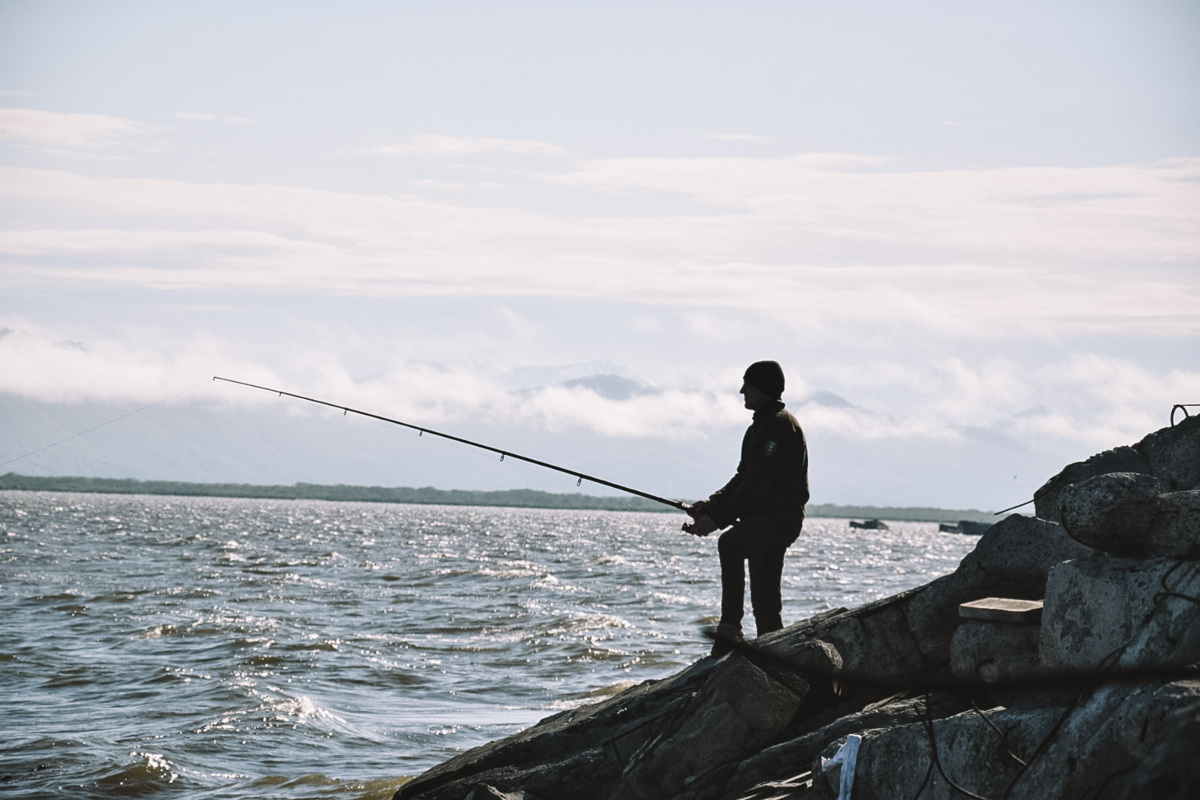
[1,0,1198,511]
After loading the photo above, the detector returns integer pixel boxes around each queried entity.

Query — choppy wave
[0,490,975,798]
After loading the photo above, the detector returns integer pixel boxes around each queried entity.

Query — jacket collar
[753,400,785,421]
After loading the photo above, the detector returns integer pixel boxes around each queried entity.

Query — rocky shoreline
[392,416,1200,800]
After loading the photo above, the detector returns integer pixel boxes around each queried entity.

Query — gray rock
[1056,471,1200,558]
[1016,680,1200,799]
[609,654,806,800]
[904,515,1095,666]
[1058,472,1164,554]
[810,681,1200,800]
[758,591,927,683]
[721,696,927,800]
[950,620,1042,684]
[1040,556,1200,672]
[1117,704,1200,800]
[1034,416,1200,522]
[1151,490,1200,559]
[963,513,1096,585]
[809,704,1065,800]
[788,639,843,675]
[1134,413,1200,491]
[1034,445,1150,522]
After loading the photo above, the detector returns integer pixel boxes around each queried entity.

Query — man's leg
[717,516,790,635]
[748,546,788,634]
[717,530,748,634]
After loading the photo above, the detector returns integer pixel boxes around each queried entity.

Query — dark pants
[718,515,798,636]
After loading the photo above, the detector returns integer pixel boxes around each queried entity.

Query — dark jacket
[707,401,809,535]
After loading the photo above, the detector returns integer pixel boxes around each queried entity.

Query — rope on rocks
[1152,559,1200,607]
[968,702,1026,766]
[998,690,1083,800]
[917,693,992,800]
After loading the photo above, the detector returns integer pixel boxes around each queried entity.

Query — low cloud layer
[2,317,1193,455]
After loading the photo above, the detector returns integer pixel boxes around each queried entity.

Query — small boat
[849,519,889,530]
[938,520,993,535]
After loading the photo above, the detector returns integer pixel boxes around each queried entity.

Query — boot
[710,622,745,657]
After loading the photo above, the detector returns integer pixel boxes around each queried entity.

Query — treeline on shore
[0,473,1003,523]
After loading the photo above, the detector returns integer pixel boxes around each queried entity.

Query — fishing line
[335,407,591,492]
[0,379,214,470]
[214,376,689,511]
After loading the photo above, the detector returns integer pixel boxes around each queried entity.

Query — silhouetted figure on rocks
[685,360,810,655]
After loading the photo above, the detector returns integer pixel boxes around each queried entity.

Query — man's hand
[682,515,718,537]
[685,500,711,519]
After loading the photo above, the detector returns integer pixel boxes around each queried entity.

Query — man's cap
[743,361,785,398]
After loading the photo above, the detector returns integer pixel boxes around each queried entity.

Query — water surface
[0,491,977,798]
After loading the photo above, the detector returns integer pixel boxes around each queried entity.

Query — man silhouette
[685,361,810,655]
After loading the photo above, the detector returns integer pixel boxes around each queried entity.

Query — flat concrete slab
[958,597,1043,624]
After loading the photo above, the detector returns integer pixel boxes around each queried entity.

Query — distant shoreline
[0,473,1005,523]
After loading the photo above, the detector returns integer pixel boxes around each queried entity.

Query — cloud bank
[368,134,568,156]
[0,108,151,150]
[2,317,1194,454]
[1,154,1196,338]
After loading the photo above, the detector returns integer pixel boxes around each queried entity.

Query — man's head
[740,360,785,410]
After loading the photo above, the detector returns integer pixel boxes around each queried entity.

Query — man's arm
[708,417,797,528]
[684,470,743,535]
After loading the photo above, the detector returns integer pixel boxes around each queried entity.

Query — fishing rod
[213,376,690,512]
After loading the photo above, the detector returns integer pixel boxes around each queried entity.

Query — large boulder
[1034,446,1150,522]
[1117,704,1200,800]
[810,704,1065,799]
[1059,472,1200,558]
[950,620,1042,684]
[903,514,1095,666]
[1040,556,1200,673]
[757,593,927,683]
[1058,472,1163,551]
[1151,490,1200,559]
[809,680,1200,800]
[1034,416,1200,522]
[607,654,807,800]
[721,695,929,800]
[1016,680,1200,799]
[1135,414,1200,491]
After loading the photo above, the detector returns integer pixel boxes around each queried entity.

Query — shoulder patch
[764,440,778,456]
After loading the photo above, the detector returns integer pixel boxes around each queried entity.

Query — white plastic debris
[820,733,861,800]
